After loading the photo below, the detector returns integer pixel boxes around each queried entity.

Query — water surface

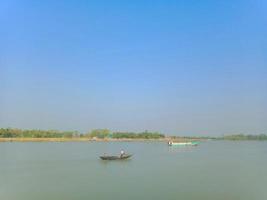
[0,141,266,200]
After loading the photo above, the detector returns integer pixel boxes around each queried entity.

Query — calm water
[0,141,267,200]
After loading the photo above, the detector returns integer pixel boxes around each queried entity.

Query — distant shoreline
[0,137,266,142]
[0,137,203,142]
[1,128,266,142]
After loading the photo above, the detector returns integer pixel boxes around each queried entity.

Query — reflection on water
[168,145,198,153]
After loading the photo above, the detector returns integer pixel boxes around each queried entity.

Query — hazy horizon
[1,0,267,135]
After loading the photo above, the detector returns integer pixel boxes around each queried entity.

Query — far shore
[0,137,204,142]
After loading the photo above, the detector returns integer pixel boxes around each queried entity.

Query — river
[0,141,266,200]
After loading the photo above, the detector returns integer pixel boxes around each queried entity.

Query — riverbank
[0,137,203,142]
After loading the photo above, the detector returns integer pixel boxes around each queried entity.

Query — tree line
[1,128,266,140]
[221,134,267,141]
[0,128,165,139]
[0,128,80,138]
[79,129,165,139]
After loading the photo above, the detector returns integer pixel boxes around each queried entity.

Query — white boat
[168,141,199,146]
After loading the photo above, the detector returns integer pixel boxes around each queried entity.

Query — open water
[0,141,266,200]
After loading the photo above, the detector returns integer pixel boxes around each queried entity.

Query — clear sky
[1,0,266,135]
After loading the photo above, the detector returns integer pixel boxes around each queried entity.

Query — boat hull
[100,154,132,160]
[168,141,199,146]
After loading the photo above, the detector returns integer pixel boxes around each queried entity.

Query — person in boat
[120,150,125,158]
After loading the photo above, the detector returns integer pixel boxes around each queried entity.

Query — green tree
[88,129,110,138]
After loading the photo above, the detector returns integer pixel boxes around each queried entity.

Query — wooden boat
[100,154,132,160]
[168,141,199,146]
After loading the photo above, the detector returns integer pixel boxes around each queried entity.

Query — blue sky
[1,0,266,135]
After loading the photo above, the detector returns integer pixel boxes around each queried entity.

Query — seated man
[120,150,125,158]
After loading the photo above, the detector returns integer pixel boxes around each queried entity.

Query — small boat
[100,154,132,160]
[168,141,199,146]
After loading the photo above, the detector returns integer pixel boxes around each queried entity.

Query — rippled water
[0,141,266,200]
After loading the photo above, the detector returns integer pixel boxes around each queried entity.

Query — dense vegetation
[1,128,266,140]
[0,128,80,138]
[221,134,267,141]
[0,128,165,139]
[85,129,111,139]
[112,131,165,139]
[170,134,267,141]
[85,129,165,139]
